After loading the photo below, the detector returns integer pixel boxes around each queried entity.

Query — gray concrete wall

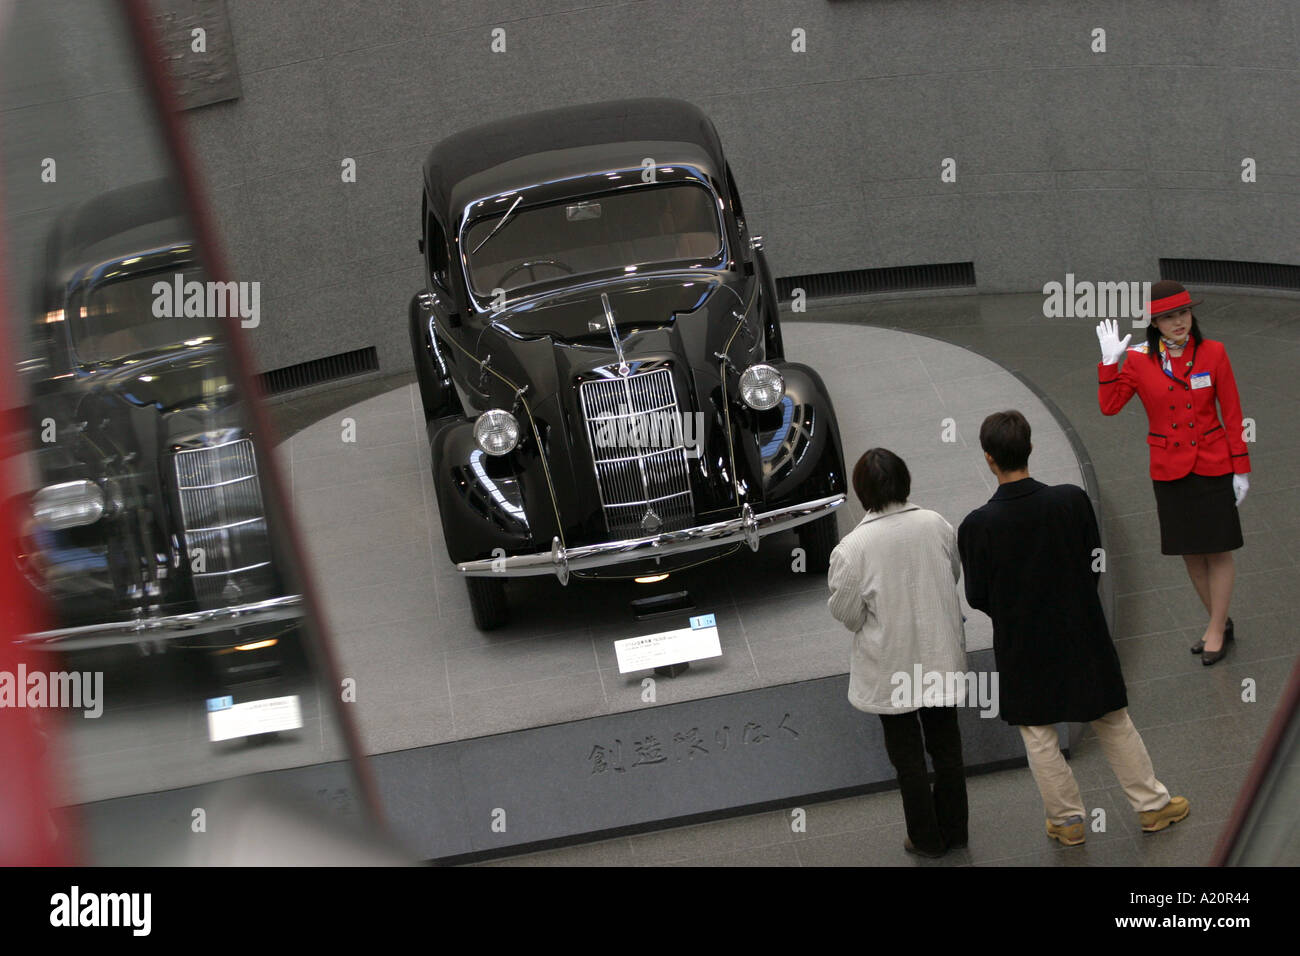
[1,0,170,340]
[12,1,1300,377]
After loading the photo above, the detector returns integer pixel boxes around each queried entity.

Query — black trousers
[878,706,968,854]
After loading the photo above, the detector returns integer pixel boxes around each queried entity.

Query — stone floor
[265,289,1298,866]
[266,322,1082,754]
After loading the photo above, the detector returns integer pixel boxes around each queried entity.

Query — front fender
[741,361,846,506]
[430,420,537,565]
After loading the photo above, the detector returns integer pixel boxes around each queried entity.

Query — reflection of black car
[14,180,300,652]
[411,99,846,629]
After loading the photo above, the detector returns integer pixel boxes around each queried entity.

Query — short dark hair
[979,410,1032,472]
[852,448,911,512]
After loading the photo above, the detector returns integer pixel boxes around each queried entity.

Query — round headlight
[32,480,105,530]
[473,409,520,456]
[739,364,785,411]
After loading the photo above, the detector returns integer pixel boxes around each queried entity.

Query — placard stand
[630,590,695,621]
[653,662,690,678]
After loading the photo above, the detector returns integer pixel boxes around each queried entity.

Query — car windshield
[463,182,723,298]
[70,265,213,363]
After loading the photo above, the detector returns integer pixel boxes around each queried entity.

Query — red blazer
[1098,338,1251,481]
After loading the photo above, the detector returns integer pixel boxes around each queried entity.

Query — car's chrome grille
[580,368,695,538]
[173,438,273,606]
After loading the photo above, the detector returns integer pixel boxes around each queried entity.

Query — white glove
[1096,319,1132,365]
[1233,474,1249,506]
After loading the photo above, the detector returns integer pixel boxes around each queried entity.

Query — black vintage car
[410,99,846,629]
[11,179,302,659]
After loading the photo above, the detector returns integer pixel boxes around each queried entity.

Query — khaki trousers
[1018,708,1170,824]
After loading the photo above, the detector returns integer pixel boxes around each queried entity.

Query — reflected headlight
[473,409,520,456]
[739,364,784,411]
[32,480,105,530]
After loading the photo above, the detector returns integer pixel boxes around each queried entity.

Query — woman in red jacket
[1096,280,1251,665]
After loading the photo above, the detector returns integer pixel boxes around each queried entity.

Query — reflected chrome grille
[580,368,695,538]
[173,438,273,606]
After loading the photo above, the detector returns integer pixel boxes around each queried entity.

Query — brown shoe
[1046,816,1086,846]
[1140,796,1190,833]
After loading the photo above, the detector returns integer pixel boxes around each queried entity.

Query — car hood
[463,272,766,540]
[67,341,245,454]
[83,342,234,412]
[472,272,753,406]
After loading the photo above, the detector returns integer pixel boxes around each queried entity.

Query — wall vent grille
[1160,258,1300,291]
[257,346,379,396]
[775,261,976,300]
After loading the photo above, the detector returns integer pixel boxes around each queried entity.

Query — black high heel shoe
[1191,617,1233,655]
[1202,620,1235,666]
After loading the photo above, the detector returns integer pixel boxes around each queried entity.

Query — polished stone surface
[271,321,1085,754]
[473,289,1297,866]
[260,289,1297,867]
[366,656,1044,862]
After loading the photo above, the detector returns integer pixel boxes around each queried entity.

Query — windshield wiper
[471,195,523,255]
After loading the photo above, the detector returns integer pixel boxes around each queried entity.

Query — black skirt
[1152,472,1243,555]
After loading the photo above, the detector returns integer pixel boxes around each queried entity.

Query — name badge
[1190,372,1211,390]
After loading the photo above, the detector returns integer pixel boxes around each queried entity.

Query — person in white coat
[827,448,969,857]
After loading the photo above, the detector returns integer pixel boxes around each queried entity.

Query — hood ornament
[221,576,243,605]
[601,292,630,377]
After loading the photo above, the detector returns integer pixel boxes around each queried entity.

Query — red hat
[1148,279,1202,319]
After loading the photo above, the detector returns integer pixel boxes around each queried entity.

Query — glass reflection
[0,0,376,863]
[1224,702,1300,865]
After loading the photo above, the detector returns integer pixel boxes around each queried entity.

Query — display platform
[73,320,1101,860]
[277,321,1095,753]
[77,651,1070,863]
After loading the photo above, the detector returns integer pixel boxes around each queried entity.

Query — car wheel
[466,576,509,630]
[796,512,838,574]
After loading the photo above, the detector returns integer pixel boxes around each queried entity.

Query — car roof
[43,179,192,292]
[422,98,728,223]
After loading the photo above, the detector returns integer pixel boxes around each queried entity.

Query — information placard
[614,613,722,674]
[206,694,303,742]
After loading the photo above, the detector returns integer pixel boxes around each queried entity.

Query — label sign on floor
[206,694,303,742]
[614,613,722,674]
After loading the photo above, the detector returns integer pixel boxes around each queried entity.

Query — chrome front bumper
[18,594,305,650]
[457,493,844,583]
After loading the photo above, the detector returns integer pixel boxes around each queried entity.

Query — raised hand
[1096,319,1132,365]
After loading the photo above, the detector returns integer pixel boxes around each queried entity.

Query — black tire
[797,512,838,574]
[467,576,509,630]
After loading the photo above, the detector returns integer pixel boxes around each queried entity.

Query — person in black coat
[957,410,1189,846]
